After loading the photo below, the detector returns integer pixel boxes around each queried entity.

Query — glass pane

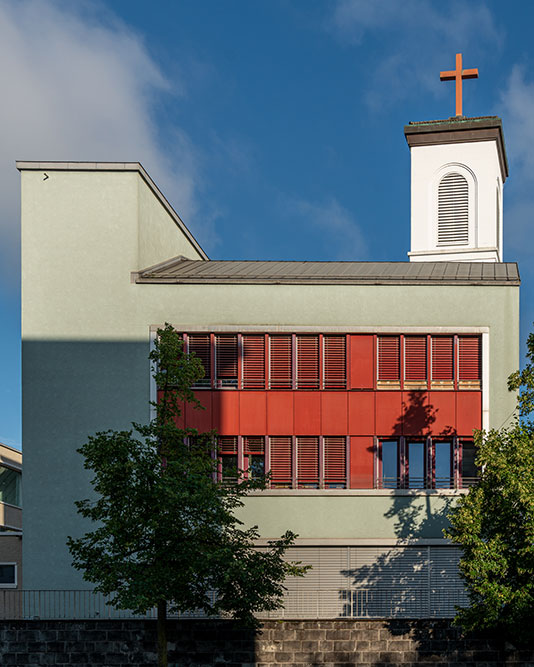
[221,455,238,481]
[0,467,21,507]
[381,441,398,488]
[0,565,15,584]
[435,441,452,488]
[247,455,265,480]
[408,442,425,488]
[461,441,478,487]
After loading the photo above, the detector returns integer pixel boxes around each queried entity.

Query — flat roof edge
[15,161,209,261]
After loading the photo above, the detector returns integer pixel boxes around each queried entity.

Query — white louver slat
[438,172,469,245]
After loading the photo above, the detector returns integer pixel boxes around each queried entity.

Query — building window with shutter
[431,336,454,389]
[296,336,320,389]
[215,335,238,388]
[269,436,292,487]
[437,172,469,245]
[187,334,212,388]
[458,336,481,389]
[218,436,238,483]
[377,336,401,388]
[323,336,346,389]
[459,439,478,488]
[378,440,400,489]
[242,335,266,389]
[404,336,427,389]
[269,335,293,389]
[296,436,319,488]
[324,436,347,488]
[244,436,265,479]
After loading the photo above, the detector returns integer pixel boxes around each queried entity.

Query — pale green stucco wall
[20,168,520,590]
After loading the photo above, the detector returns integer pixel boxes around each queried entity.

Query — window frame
[0,563,17,588]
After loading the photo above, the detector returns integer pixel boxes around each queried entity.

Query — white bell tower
[405,116,507,263]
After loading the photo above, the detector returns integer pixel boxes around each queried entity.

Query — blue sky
[1,0,533,450]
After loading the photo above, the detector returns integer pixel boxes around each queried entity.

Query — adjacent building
[20,115,519,617]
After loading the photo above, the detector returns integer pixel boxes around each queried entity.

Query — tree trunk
[157,599,167,667]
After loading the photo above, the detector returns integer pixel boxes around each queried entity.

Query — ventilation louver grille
[438,173,469,245]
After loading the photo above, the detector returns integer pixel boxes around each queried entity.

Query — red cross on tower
[440,53,478,117]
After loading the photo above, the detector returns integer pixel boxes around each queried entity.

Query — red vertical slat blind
[296,436,319,487]
[431,336,454,381]
[188,334,211,385]
[377,336,400,382]
[404,336,427,382]
[324,335,346,388]
[269,436,292,487]
[242,335,265,389]
[458,336,481,381]
[324,436,346,487]
[269,335,293,389]
[296,335,319,388]
[215,335,238,385]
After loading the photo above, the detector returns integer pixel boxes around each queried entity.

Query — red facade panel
[350,436,374,488]
[266,391,294,434]
[428,391,456,435]
[321,392,348,435]
[294,392,321,435]
[212,390,240,434]
[375,391,403,435]
[349,335,374,389]
[402,391,430,436]
[239,392,267,435]
[185,391,213,432]
[348,391,375,435]
[456,392,482,434]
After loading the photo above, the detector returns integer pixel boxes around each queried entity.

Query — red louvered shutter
[215,335,238,387]
[296,436,319,487]
[244,436,265,479]
[269,436,292,487]
[431,336,454,385]
[242,335,265,389]
[269,335,292,389]
[296,335,319,389]
[404,336,427,385]
[377,336,400,384]
[458,336,481,386]
[188,334,211,387]
[324,335,346,389]
[324,436,346,488]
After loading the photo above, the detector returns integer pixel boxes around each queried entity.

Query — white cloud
[0,0,207,288]
[286,196,368,260]
[328,0,500,111]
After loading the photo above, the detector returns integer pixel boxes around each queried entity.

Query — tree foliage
[68,325,307,643]
[445,328,534,643]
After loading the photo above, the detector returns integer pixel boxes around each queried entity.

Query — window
[215,335,238,387]
[431,336,454,388]
[438,172,469,245]
[0,466,21,507]
[324,436,347,488]
[187,334,211,387]
[269,336,293,389]
[458,336,481,388]
[459,439,478,488]
[270,436,292,487]
[404,336,427,388]
[242,335,265,389]
[296,336,319,389]
[378,438,468,489]
[218,437,238,483]
[323,336,346,388]
[0,564,16,588]
[377,336,400,387]
[296,436,319,488]
[379,440,400,489]
[244,436,265,479]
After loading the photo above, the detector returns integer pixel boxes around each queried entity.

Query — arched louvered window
[437,172,469,245]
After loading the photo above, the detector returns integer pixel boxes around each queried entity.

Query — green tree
[68,324,307,667]
[445,329,534,643]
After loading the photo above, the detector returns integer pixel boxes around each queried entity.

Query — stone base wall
[0,619,532,666]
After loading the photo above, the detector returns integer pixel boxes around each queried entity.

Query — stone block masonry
[0,619,532,666]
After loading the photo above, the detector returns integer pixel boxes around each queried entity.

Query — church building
[20,58,519,618]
